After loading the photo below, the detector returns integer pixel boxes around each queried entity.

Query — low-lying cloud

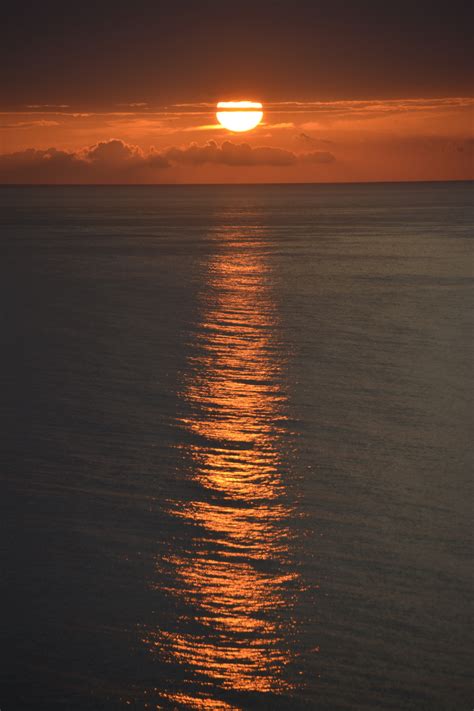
[0,139,336,182]
[166,141,297,166]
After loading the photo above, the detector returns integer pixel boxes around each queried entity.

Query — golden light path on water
[145,224,300,709]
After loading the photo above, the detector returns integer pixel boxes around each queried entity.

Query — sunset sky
[1,0,472,183]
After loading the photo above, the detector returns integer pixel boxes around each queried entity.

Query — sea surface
[0,183,472,710]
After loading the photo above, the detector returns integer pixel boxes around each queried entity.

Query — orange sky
[1,0,472,184]
[0,97,472,183]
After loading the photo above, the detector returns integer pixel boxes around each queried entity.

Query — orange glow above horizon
[216,101,263,132]
[0,97,472,183]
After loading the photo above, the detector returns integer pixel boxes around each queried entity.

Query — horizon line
[0,179,472,188]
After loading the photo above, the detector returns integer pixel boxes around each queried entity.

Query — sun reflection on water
[145,227,300,708]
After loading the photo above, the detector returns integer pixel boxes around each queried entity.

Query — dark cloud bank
[0,139,336,183]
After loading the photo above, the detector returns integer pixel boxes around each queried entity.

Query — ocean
[0,183,472,710]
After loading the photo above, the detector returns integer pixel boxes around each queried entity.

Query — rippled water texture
[145,226,301,707]
[0,183,472,709]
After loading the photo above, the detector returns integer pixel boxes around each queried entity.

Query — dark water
[0,183,472,710]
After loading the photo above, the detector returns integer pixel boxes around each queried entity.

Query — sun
[216,101,263,132]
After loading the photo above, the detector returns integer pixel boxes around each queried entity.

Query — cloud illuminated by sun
[216,101,263,132]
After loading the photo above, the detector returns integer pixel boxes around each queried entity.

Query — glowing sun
[216,101,263,132]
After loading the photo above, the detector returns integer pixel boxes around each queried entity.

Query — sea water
[0,183,472,709]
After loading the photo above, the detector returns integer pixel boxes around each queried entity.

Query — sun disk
[216,101,263,132]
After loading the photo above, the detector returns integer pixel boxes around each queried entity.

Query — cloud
[80,139,170,172]
[25,104,70,109]
[266,97,474,114]
[181,123,224,132]
[302,151,336,164]
[0,142,164,183]
[264,122,295,130]
[0,120,60,129]
[294,132,335,148]
[0,147,87,183]
[83,138,143,163]
[26,104,71,110]
[0,138,336,183]
[164,140,298,166]
[166,97,474,120]
[116,102,149,108]
[296,132,316,145]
